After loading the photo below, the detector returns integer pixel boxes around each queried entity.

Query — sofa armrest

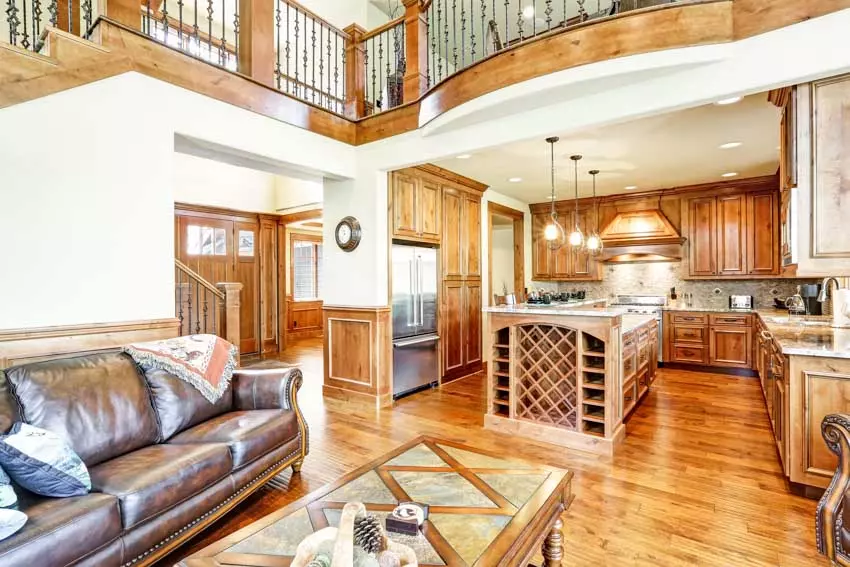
[817,414,850,563]
[232,367,302,411]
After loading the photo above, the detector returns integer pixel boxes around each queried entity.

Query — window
[292,236,322,300]
[186,225,227,256]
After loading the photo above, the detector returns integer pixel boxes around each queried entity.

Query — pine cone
[353,513,384,554]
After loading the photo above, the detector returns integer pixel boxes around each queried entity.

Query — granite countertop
[621,314,657,333]
[483,299,626,318]
[756,312,850,359]
[662,304,757,313]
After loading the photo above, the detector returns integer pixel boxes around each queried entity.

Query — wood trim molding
[488,201,526,307]
[322,305,392,408]
[279,208,323,225]
[0,318,179,369]
[415,164,489,193]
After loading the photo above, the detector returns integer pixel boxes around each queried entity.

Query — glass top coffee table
[182,436,573,567]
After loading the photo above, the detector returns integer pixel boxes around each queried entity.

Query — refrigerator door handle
[417,255,424,329]
[408,259,416,327]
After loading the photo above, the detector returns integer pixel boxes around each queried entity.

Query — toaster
[729,295,754,310]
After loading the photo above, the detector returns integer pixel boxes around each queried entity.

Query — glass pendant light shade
[568,155,584,248]
[585,169,604,256]
[544,137,565,250]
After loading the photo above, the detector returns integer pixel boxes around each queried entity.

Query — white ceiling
[432,94,781,204]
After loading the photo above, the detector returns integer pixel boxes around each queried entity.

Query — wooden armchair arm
[817,414,850,564]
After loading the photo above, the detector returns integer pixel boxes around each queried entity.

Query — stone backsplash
[531,261,819,309]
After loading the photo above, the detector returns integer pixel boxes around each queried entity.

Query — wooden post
[238,0,275,86]
[101,0,143,30]
[56,0,81,35]
[402,0,428,103]
[217,282,243,364]
[343,24,367,119]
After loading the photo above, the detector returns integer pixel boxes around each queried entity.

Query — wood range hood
[597,209,685,263]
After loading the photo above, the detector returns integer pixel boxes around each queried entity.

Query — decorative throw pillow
[0,509,26,541]
[0,423,91,497]
[0,466,16,509]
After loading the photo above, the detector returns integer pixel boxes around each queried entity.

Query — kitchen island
[483,301,657,455]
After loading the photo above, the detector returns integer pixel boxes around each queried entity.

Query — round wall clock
[335,216,362,252]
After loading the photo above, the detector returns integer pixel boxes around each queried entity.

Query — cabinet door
[688,197,717,276]
[747,191,779,275]
[464,281,482,367]
[418,180,442,241]
[709,326,752,368]
[442,188,463,278]
[464,194,481,278]
[532,213,552,279]
[716,194,746,276]
[551,212,572,279]
[442,280,464,376]
[392,172,419,239]
[258,217,278,354]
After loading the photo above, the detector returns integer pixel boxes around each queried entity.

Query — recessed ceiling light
[625,185,638,190]
[508,177,522,183]
[715,96,743,106]
[456,154,472,159]
[522,5,535,18]
[719,141,742,149]
[721,172,738,178]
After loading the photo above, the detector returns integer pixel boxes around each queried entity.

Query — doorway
[488,202,525,305]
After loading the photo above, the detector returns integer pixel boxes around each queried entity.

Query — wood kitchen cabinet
[390,170,442,243]
[531,209,601,281]
[685,189,780,279]
[664,311,752,369]
[709,326,752,368]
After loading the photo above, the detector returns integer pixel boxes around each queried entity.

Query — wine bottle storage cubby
[491,327,512,417]
[581,332,607,437]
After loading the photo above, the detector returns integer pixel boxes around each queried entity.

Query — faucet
[818,277,842,303]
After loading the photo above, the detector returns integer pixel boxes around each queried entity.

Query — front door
[176,214,259,355]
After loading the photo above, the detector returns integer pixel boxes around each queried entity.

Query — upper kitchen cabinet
[531,209,602,282]
[390,169,442,244]
[685,185,780,279]
[442,186,481,279]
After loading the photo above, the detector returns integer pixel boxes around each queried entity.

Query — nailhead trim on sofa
[122,437,302,566]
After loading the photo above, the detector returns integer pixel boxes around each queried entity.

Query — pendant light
[585,169,603,256]
[543,137,566,250]
[568,154,584,247]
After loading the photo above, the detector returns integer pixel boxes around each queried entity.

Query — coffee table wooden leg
[542,517,564,567]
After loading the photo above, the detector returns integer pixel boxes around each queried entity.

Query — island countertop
[483,299,625,318]
[622,314,657,333]
[757,312,850,359]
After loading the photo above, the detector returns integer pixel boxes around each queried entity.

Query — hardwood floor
[160,337,827,566]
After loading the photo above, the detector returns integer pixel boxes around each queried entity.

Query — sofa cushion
[0,373,20,436]
[0,492,121,567]
[168,410,298,469]
[3,353,160,466]
[143,368,233,440]
[89,443,232,529]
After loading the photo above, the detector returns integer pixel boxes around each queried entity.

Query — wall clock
[335,216,362,252]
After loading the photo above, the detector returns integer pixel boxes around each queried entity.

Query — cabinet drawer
[623,378,637,416]
[623,347,637,382]
[672,313,708,325]
[672,344,708,364]
[623,331,635,349]
[673,326,706,344]
[637,341,649,369]
[710,314,751,327]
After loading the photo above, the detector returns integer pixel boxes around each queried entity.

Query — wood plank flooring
[160,337,827,566]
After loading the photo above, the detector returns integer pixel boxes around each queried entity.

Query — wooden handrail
[175,259,226,300]
[360,15,405,42]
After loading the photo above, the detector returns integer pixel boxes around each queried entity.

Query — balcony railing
[2,0,683,120]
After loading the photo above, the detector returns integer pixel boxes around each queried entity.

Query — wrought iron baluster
[516,0,523,42]
[206,0,213,61]
[503,0,509,46]
[192,0,198,52]
[177,0,183,44]
[293,5,299,96]
[176,273,185,332]
[219,0,226,66]
[187,280,193,336]
[161,0,169,45]
[311,17,316,103]
[334,32,339,112]
[325,26,331,108]
[451,0,457,70]
[435,0,441,81]
[285,3,291,93]
[233,0,239,61]
[340,30,346,110]
[480,0,486,58]
[363,36,369,113]
[20,0,29,50]
[545,0,552,30]
[203,292,209,333]
[67,0,72,34]
[386,29,392,108]
[425,3,431,86]
[443,0,449,76]
[377,32,383,110]
[212,292,217,335]
[194,279,200,333]
[562,0,566,27]
[274,0,281,88]
[32,0,42,48]
[302,10,307,100]
[460,0,465,68]
[578,0,586,22]
[48,0,58,30]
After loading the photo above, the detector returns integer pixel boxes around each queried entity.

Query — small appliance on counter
[800,283,823,316]
[729,295,754,310]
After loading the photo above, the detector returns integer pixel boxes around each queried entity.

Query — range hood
[598,209,684,263]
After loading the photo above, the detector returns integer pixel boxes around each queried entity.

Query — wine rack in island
[485,311,628,455]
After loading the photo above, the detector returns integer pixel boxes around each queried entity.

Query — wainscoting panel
[323,306,391,408]
[0,318,180,369]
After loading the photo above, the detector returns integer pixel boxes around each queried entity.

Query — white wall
[275,176,324,212]
[173,153,279,213]
[491,226,515,296]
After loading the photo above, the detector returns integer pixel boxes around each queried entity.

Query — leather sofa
[0,351,308,567]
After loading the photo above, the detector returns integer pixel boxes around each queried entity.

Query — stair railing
[174,259,242,352]
[4,0,95,51]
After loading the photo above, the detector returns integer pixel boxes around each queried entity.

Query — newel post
[217,282,243,364]
[343,24,367,119]
[402,0,428,103]
[100,0,141,30]
[238,0,275,86]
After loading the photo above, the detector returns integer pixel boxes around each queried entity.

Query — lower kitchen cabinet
[664,311,752,370]
[709,326,752,368]
[441,279,482,382]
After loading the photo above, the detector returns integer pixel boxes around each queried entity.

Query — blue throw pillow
[0,466,16,509]
[0,423,91,497]
[0,509,26,541]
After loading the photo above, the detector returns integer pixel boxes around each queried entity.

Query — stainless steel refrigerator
[391,244,439,399]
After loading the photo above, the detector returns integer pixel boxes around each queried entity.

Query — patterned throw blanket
[123,334,238,403]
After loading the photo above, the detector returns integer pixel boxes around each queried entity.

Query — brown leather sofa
[0,352,308,567]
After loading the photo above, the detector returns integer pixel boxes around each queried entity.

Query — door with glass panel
[176,215,259,355]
